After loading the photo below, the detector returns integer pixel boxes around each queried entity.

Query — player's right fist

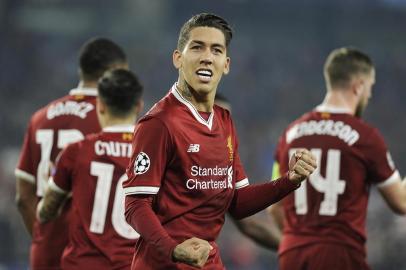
[172,237,213,268]
[288,148,317,184]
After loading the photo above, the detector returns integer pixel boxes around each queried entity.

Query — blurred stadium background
[1,0,406,269]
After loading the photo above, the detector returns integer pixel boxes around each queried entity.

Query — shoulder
[138,92,180,128]
[213,104,232,122]
[29,95,71,127]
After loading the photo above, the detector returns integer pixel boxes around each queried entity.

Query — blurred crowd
[1,0,406,269]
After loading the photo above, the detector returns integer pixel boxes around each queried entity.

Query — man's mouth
[196,69,213,82]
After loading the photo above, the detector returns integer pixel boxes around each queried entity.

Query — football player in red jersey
[37,69,143,270]
[15,38,128,269]
[123,13,317,270]
[215,93,281,250]
[268,47,406,270]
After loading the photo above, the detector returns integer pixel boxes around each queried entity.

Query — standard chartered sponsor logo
[286,120,359,146]
[187,165,233,190]
[191,165,228,176]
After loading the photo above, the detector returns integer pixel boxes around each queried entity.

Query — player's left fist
[288,149,317,184]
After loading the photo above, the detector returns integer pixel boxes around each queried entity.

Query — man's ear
[97,97,106,115]
[173,50,182,69]
[223,57,231,75]
[135,100,144,116]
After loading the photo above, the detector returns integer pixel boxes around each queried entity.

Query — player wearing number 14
[37,69,144,269]
[268,48,406,270]
[14,38,128,269]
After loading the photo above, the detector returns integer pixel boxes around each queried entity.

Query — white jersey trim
[235,178,249,189]
[103,125,135,133]
[377,170,401,188]
[124,186,160,195]
[69,87,98,96]
[48,177,69,194]
[315,104,352,114]
[15,169,35,184]
[171,83,214,130]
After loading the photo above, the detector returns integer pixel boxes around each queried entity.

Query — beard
[355,101,367,118]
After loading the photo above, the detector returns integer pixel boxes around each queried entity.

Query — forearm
[233,216,280,250]
[228,175,298,219]
[37,188,67,223]
[267,203,285,231]
[16,197,37,236]
[15,178,38,236]
[125,195,178,260]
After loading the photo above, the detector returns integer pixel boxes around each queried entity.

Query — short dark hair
[177,13,233,52]
[98,69,143,117]
[324,47,374,89]
[79,38,127,81]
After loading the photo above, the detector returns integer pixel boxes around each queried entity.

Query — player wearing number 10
[268,48,406,270]
[37,69,144,269]
[14,38,128,269]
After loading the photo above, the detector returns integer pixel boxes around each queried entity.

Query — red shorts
[279,243,370,270]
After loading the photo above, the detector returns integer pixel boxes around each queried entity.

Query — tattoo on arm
[37,188,67,223]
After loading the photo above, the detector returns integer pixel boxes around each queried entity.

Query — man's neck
[177,79,214,112]
[321,90,356,115]
[101,116,136,129]
[78,80,98,89]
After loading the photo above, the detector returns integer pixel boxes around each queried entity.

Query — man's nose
[200,48,214,64]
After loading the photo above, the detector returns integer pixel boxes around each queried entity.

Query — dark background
[1,0,405,269]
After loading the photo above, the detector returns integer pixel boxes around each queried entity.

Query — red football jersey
[51,125,138,270]
[274,105,399,256]
[123,84,249,270]
[15,87,101,268]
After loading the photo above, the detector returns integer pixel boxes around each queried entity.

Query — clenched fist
[288,149,317,184]
[172,237,213,268]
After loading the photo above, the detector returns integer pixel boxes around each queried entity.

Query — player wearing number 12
[15,38,128,269]
[268,48,406,270]
[37,69,144,269]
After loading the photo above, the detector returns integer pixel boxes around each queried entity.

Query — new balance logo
[187,144,200,153]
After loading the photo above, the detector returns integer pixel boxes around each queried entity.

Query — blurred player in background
[214,93,281,250]
[123,13,317,269]
[268,47,406,270]
[15,37,128,269]
[37,69,143,270]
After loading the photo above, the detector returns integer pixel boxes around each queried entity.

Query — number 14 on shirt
[289,148,346,216]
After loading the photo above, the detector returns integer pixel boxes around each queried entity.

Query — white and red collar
[171,83,214,130]
[69,87,98,96]
[103,124,134,133]
[315,104,352,114]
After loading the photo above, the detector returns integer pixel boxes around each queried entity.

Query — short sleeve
[15,120,36,183]
[51,143,78,192]
[362,128,398,186]
[123,117,172,196]
[231,121,248,189]
[233,151,249,189]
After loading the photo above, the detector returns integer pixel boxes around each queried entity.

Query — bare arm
[232,215,281,250]
[378,174,406,215]
[37,183,68,223]
[267,201,285,231]
[15,178,38,236]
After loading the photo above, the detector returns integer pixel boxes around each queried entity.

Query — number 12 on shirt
[289,148,346,216]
